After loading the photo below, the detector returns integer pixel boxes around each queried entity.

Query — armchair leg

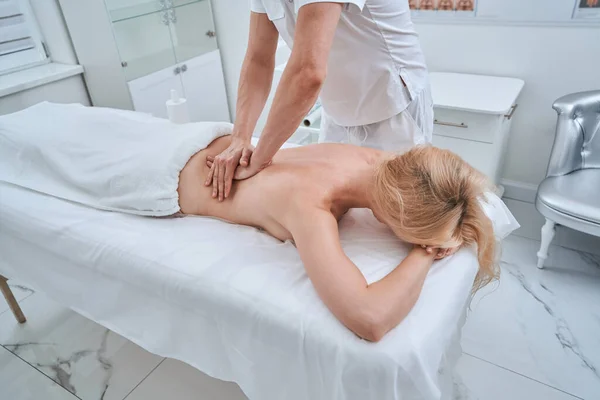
[0,275,26,324]
[537,219,556,269]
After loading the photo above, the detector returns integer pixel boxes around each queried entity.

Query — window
[0,0,48,75]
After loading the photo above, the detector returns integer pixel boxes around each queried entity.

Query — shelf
[108,0,203,23]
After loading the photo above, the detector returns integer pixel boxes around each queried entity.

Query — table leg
[0,275,26,324]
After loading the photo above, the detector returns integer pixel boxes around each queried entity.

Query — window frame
[0,0,49,76]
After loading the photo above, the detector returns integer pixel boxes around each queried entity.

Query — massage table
[0,104,518,400]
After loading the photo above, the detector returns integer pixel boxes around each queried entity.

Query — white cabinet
[129,50,229,122]
[430,72,524,195]
[128,63,184,120]
[60,0,231,122]
[179,50,230,122]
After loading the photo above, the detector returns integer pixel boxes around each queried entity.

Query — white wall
[416,23,600,186]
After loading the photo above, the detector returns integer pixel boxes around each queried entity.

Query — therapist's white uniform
[251,0,433,151]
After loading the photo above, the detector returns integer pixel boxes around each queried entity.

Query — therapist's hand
[233,157,272,180]
[206,155,272,182]
[204,137,254,201]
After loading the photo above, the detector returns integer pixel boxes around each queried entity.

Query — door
[128,64,184,119]
[167,0,229,122]
[179,50,230,122]
[167,0,218,64]
[113,0,229,121]
[109,4,178,82]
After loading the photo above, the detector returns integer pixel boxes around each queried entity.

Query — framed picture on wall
[455,0,476,16]
[435,0,457,18]
[455,0,475,11]
[410,0,477,17]
[573,0,600,19]
[410,0,600,25]
[419,0,436,11]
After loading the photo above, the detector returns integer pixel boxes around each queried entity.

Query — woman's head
[374,146,497,291]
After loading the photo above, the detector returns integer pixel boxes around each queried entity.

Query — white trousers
[318,85,434,152]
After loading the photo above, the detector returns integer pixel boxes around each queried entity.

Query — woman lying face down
[178,137,497,342]
[1,103,496,342]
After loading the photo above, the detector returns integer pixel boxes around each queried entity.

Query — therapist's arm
[205,12,279,201]
[235,3,343,180]
[292,210,436,342]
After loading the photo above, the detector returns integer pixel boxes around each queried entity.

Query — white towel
[0,102,232,216]
[480,192,520,240]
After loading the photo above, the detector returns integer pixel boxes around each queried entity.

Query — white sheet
[0,180,479,400]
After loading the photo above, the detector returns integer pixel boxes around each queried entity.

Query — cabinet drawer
[432,134,497,180]
[433,108,499,144]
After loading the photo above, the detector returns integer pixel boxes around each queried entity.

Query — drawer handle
[504,104,518,120]
[434,119,468,128]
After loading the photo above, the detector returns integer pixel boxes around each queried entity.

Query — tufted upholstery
[536,90,600,244]
[546,91,600,176]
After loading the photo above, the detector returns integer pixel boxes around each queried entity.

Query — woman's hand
[204,137,254,201]
[434,246,460,260]
[418,244,461,260]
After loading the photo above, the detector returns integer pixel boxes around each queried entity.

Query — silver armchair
[535,90,600,268]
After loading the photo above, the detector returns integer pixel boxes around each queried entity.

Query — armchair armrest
[546,90,600,177]
[553,91,600,118]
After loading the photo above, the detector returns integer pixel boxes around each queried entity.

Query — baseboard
[499,179,538,203]
[500,180,600,256]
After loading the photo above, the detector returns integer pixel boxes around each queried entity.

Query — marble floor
[1,234,598,400]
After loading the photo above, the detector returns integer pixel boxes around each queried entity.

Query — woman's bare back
[178,136,380,241]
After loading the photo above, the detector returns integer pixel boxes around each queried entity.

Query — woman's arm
[291,209,436,342]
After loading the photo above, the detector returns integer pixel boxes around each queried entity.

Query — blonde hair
[374,146,498,291]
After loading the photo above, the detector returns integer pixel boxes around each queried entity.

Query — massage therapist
[206,0,433,201]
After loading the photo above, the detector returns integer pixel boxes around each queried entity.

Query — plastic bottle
[166,89,190,124]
